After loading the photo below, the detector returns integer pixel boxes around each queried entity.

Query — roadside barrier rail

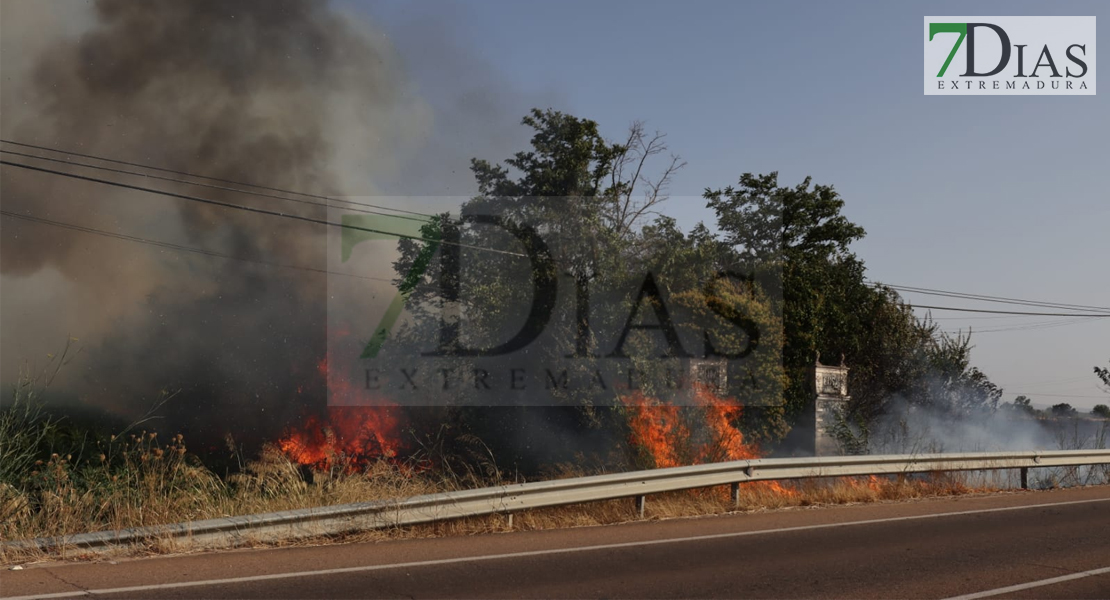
[7,449,1109,552]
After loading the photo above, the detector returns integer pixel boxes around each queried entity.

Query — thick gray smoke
[0,0,532,446]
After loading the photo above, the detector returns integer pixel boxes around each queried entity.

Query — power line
[0,148,431,223]
[877,281,1110,312]
[911,304,1110,317]
[0,138,440,219]
[870,280,1110,313]
[942,316,1100,334]
[0,159,528,258]
[0,209,394,283]
[924,315,1055,321]
[999,375,1100,388]
[4,146,1104,315]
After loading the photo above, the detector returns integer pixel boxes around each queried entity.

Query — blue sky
[354,0,1109,408]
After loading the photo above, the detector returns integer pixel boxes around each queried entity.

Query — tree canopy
[384,108,1003,469]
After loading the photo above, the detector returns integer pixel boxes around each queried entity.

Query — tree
[389,110,1002,467]
[1092,404,1110,419]
[704,173,1001,452]
[1096,360,1110,390]
[1006,395,1038,416]
[706,173,868,428]
[387,109,786,471]
[1050,403,1078,418]
[919,332,1003,414]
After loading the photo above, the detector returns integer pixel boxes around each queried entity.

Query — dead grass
[0,443,440,564]
[392,472,990,539]
[1,447,1009,566]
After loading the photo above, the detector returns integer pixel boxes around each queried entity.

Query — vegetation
[704,173,1001,452]
[1051,403,1079,418]
[5,108,1105,562]
[1005,395,1039,416]
[0,405,1002,564]
[380,108,1010,470]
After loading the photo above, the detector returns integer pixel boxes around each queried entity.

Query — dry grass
[394,472,989,540]
[0,442,440,564]
[1,444,1007,566]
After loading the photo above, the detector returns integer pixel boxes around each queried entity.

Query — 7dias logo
[924,17,1095,95]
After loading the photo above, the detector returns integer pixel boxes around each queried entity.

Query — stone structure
[810,355,850,456]
[688,358,727,393]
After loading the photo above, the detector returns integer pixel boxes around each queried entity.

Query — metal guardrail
[7,449,1109,552]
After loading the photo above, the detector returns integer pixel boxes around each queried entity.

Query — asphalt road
[4,486,1109,599]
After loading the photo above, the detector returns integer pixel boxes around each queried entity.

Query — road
[3,486,1109,599]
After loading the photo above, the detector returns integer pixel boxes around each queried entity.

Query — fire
[621,385,760,467]
[279,335,407,471]
[843,474,884,493]
[279,406,404,471]
[622,392,688,468]
[621,385,795,496]
[699,387,760,463]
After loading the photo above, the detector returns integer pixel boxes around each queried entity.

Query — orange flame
[621,385,760,467]
[279,405,403,470]
[842,474,884,493]
[621,385,795,496]
[622,392,688,469]
[278,333,407,470]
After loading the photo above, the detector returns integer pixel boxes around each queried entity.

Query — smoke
[0,0,533,447]
[866,397,1055,454]
[859,368,1103,455]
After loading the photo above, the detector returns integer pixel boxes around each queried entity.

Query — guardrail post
[506,513,513,529]
[635,495,646,518]
[730,482,741,508]
[1020,467,1029,489]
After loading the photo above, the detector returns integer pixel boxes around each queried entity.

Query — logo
[328,200,784,408]
[924,17,1095,95]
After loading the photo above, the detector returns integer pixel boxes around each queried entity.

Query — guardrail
[7,449,1109,553]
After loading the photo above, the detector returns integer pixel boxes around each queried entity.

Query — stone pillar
[689,358,727,393]
[811,358,850,456]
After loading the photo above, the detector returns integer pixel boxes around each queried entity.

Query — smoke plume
[0,0,450,446]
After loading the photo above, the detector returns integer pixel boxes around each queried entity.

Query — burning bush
[278,406,406,472]
[621,385,762,469]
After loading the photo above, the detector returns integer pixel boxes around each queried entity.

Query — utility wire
[999,375,1101,388]
[5,144,1105,315]
[0,209,394,283]
[870,280,1110,313]
[0,148,431,222]
[0,138,440,219]
[911,304,1110,317]
[0,159,528,258]
[943,316,1102,334]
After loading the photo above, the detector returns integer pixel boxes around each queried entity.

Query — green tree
[388,109,783,471]
[706,173,867,427]
[1006,395,1038,416]
[704,173,1000,451]
[1050,403,1078,418]
[1092,404,1110,419]
[388,110,1001,467]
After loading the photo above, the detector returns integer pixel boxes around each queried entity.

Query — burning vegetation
[278,355,406,471]
[278,406,404,471]
[621,385,760,469]
[621,385,799,497]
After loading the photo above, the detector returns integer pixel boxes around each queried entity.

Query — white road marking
[5,496,1109,600]
[944,565,1110,599]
